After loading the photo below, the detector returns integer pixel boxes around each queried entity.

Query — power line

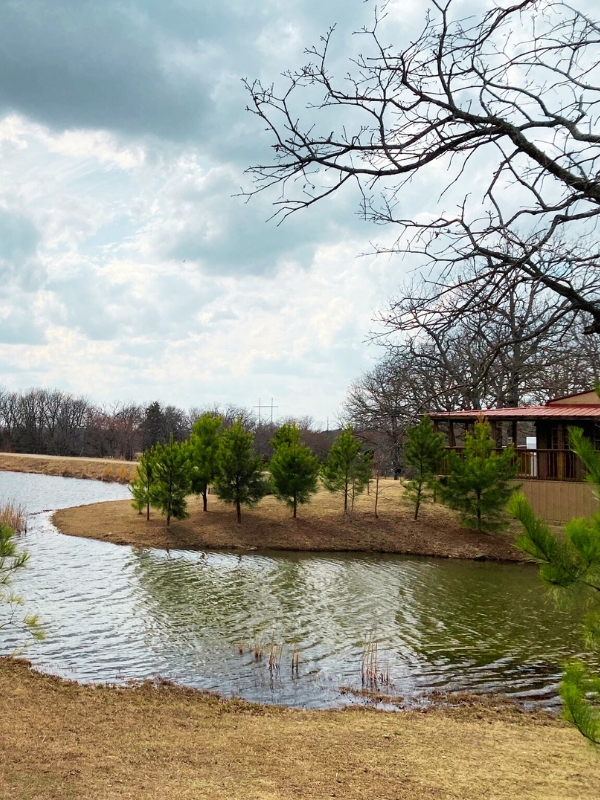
[254,397,278,425]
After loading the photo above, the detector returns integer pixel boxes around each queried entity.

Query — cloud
[0,0,435,420]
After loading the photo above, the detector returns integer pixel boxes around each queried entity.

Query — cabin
[429,389,600,523]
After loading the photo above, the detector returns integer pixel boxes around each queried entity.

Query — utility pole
[254,398,278,425]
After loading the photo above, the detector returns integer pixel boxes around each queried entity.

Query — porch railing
[440,448,587,482]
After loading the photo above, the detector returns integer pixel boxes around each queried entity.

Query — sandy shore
[1,657,595,800]
[52,481,526,561]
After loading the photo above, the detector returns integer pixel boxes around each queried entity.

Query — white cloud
[0,0,484,420]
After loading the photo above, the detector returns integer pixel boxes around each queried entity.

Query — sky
[0,0,504,426]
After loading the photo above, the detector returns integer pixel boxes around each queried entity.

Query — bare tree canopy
[245,0,600,331]
[346,276,600,470]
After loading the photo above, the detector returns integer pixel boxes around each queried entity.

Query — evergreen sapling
[321,426,371,515]
[187,412,222,512]
[213,419,267,523]
[404,415,445,519]
[269,423,320,517]
[130,446,158,520]
[439,419,518,531]
[152,436,192,527]
[509,421,600,745]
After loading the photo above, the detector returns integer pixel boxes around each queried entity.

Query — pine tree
[129,446,158,520]
[269,423,320,517]
[404,415,446,520]
[187,412,222,512]
[508,421,600,745]
[213,419,267,523]
[439,419,519,531]
[152,436,191,527]
[321,426,371,514]
[0,522,44,644]
[271,422,300,449]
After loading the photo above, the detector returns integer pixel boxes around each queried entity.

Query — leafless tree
[346,276,600,469]
[245,0,600,332]
[381,270,599,405]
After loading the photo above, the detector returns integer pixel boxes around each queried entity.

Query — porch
[440,447,586,482]
[428,389,600,522]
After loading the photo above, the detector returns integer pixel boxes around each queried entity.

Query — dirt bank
[1,657,595,800]
[52,481,526,561]
[0,452,136,483]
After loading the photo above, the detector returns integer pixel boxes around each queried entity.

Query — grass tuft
[0,500,28,534]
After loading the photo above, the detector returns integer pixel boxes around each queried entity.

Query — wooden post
[448,421,455,448]
[433,419,439,433]
[557,423,565,479]
[489,420,499,449]
[511,420,518,447]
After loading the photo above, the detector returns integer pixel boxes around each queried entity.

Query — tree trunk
[344,484,348,513]
[202,487,208,512]
[414,482,421,520]
[374,471,380,519]
[146,502,150,521]
[293,493,297,519]
[236,499,241,524]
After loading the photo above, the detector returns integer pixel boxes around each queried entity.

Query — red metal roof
[430,405,600,421]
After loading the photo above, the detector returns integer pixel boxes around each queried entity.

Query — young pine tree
[269,424,320,518]
[404,415,446,520]
[0,523,44,645]
[438,419,518,531]
[213,419,267,524]
[321,426,370,515]
[152,436,192,527]
[508,420,600,745]
[187,412,222,512]
[130,446,158,521]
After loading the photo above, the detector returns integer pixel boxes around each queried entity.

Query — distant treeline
[0,387,337,462]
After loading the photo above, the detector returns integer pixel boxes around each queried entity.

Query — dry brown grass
[1,657,597,800]
[53,480,526,561]
[0,452,136,483]
[0,499,28,533]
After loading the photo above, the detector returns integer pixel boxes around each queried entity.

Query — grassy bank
[0,452,136,483]
[53,481,525,561]
[1,657,595,800]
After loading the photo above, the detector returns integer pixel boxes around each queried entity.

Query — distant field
[0,452,136,483]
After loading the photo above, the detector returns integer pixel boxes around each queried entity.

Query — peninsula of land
[52,481,526,562]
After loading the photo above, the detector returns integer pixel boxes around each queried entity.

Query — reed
[253,641,264,661]
[291,645,300,676]
[0,500,28,534]
[361,635,390,688]
[267,642,282,673]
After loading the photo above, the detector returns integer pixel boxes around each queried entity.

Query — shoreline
[52,485,527,562]
[1,656,595,799]
[0,451,136,483]
[1,451,527,561]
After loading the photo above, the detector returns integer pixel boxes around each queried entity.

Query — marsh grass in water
[361,634,391,689]
[0,500,28,534]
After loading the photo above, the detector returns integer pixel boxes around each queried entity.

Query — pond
[0,470,587,709]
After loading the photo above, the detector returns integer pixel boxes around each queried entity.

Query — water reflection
[0,470,590,708]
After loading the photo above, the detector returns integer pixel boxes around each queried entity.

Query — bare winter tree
[346,276,600,468]
[245,0,600,332]
[381,270,600,406]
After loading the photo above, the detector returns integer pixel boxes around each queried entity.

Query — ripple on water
[0,470,592,708]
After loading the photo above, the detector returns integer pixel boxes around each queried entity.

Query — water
[0,470,588,708]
